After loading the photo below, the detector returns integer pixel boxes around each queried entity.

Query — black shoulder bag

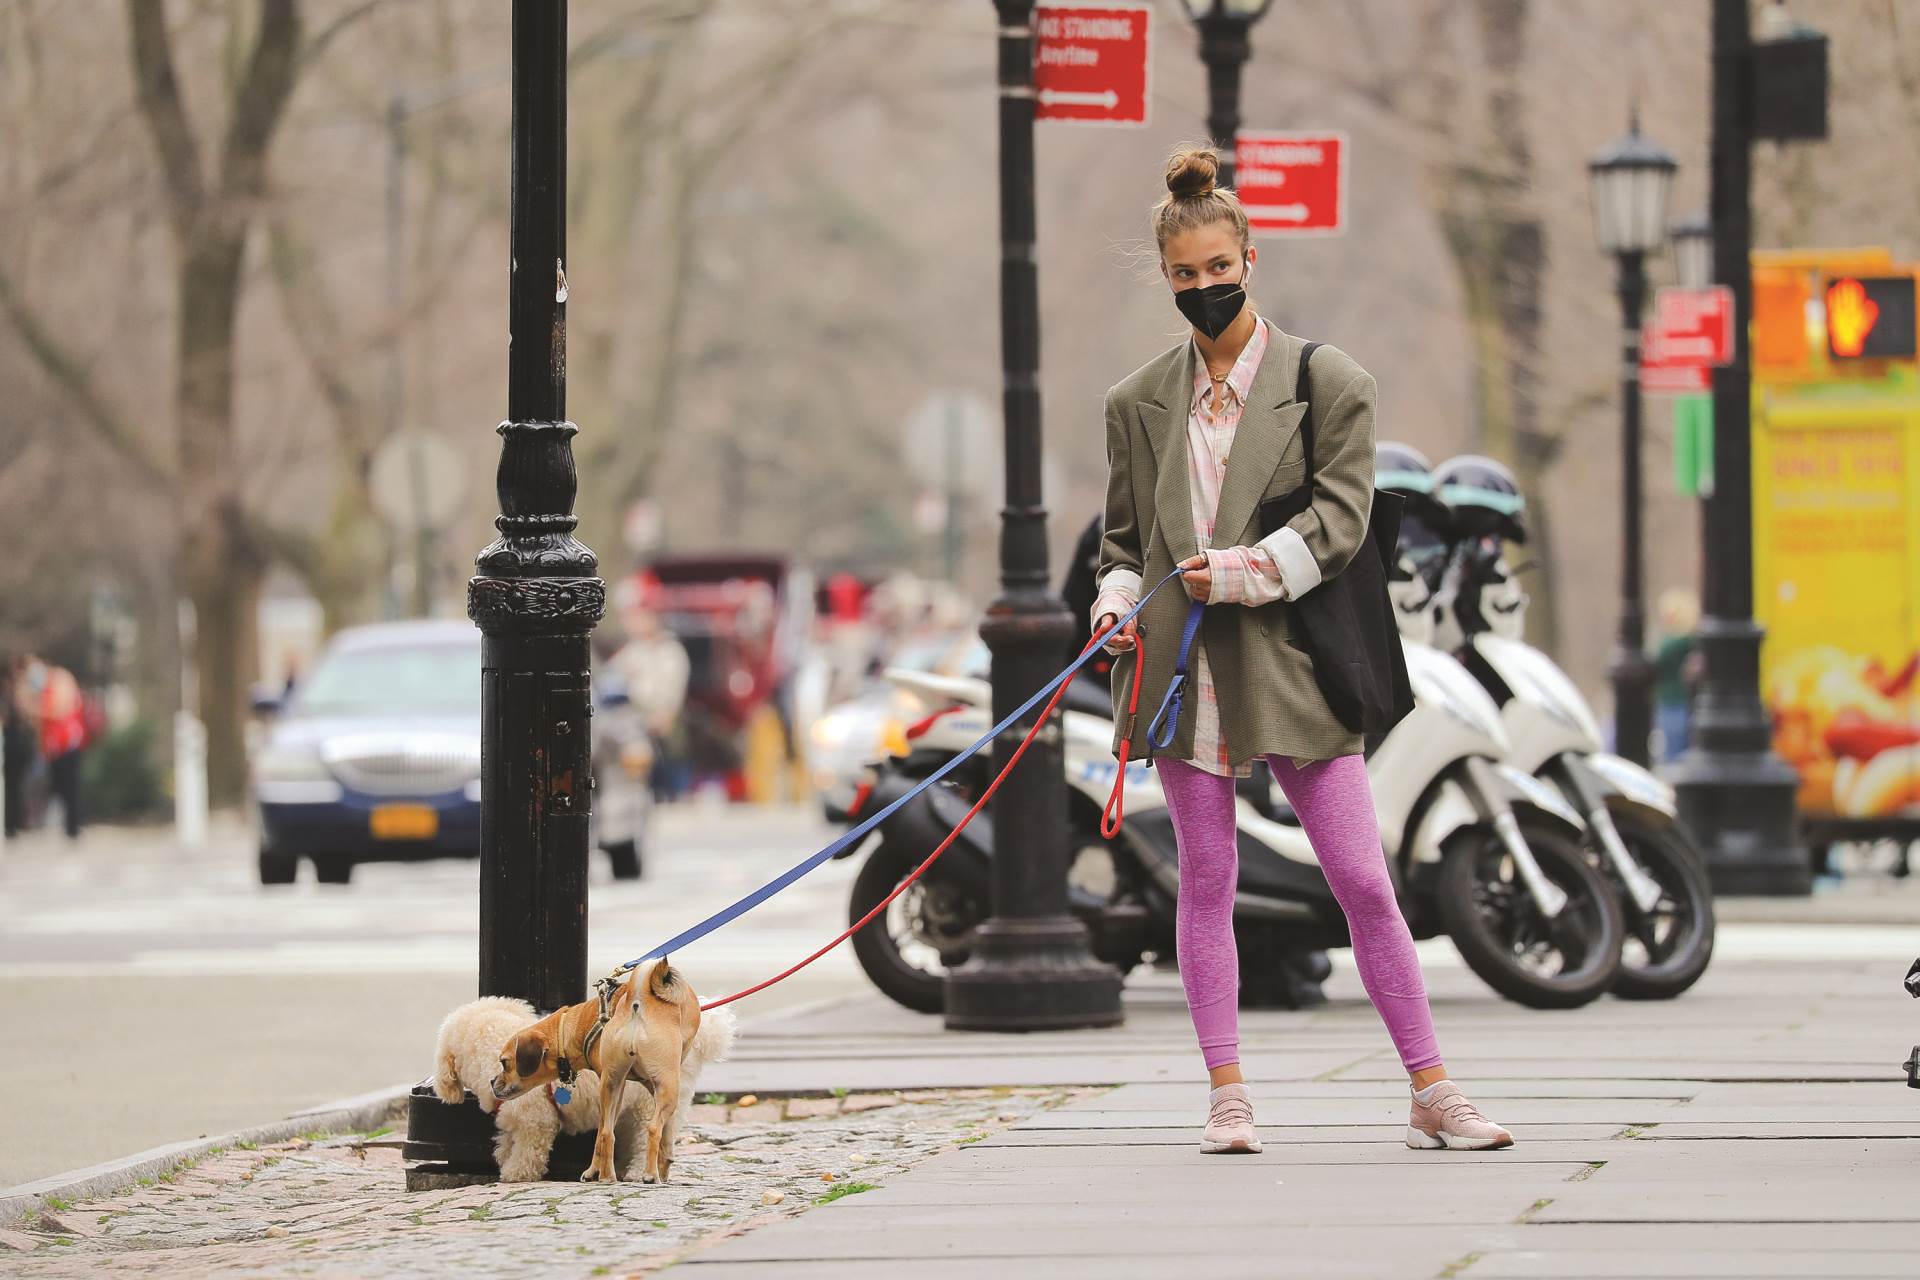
[1255,342,1415,736]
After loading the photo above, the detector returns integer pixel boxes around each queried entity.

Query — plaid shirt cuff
[1206,546,1289,605]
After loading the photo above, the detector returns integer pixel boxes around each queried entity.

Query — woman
[1091,145,1512,1155]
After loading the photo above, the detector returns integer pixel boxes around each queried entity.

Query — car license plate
[370,804,438,840]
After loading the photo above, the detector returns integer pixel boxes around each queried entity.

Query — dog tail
[687,1005,737,1071]
[648,956,679,1002]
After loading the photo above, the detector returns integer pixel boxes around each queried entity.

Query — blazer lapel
[1212,322,1308,547]
[1141,342,1199,566]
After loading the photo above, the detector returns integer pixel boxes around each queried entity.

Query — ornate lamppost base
[401,1082,599,1190]
[1672,757,1808,896]
[943,916,1125,1031]
[1669,619,1810,896]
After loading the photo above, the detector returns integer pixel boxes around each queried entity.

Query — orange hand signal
[1827,277,1881,357]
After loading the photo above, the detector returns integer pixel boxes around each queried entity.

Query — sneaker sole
[1199,1138,1263,1154]
[1406,1125,1513,1151]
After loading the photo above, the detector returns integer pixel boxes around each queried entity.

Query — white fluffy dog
[432,994,737,1182]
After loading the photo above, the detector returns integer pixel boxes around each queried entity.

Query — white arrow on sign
[1038,88,1119,108]
[1242,203,1311,223]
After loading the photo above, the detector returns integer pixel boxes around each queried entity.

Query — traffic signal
[1824,275,1918,360]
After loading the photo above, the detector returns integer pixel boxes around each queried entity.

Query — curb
[0,990,868,1229]
[0,1084,411,1230]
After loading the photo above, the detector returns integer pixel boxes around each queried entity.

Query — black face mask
[1173,266,1249,340]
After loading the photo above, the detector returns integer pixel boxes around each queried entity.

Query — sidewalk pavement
[3,912,1917,1277]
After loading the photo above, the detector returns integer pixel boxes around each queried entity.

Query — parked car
[250,620,645,885]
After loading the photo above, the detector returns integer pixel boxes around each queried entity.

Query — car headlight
[254,744,343,803]
[254,746,332,784]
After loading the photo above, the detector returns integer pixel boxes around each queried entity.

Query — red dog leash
[1101,624,1148,840]
[700,629,1123,1012]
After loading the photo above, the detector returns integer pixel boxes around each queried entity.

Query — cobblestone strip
[1,1086,1102,1278]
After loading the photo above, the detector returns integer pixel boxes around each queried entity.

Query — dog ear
[649,957,678,1001]
[514,1033,545,1079]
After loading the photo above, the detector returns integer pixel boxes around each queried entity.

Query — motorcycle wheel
[1438,817,1624,1009]
[1608,814,1715,1001]
[848,838,985,1014]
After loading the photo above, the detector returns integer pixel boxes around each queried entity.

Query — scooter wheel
[848,838,986,1015]
[1608,815,1715,1001]
[1438,818,1625,1009]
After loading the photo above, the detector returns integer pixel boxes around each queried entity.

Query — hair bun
[1165,146,1219,199]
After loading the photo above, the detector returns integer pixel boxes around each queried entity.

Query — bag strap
[1294,340,1322,480]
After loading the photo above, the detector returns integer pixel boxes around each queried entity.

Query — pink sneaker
[1407,1081,1513,1151]
[1201,1083,1263,1154]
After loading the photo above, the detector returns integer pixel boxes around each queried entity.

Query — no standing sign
[1235,132,1347,237]
[1034,3,1151,127]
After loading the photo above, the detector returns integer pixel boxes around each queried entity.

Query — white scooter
[837,620,1626,1013]
[1393,454,1714,1000]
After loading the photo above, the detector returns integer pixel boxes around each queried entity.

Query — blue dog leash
[613,565,1197,974]
[1145,598,1207,754]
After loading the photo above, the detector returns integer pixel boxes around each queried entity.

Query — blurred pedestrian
[39,662,88,839]
[1653,587,1701,763]
[611,581,692,803]
[1,655,35,838]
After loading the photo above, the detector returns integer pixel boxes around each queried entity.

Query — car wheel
[314,858,355,885]
[605,839,643,881]
[258,846,297,886]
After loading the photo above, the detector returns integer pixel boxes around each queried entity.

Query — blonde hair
[1151,144,1251,256]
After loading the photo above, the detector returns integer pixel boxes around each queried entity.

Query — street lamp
[405,0,604,1186]
[1670,211,1713,291]
[943,1,1122,1032]
[1179,0,1274,188]
[1588,116,1676,769]
[1671,0,1819,896]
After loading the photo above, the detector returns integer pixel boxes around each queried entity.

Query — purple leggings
[1158,754,1443,1073]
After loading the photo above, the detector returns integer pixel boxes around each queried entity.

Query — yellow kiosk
[1750,249,1920,848]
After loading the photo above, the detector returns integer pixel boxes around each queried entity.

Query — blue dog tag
[552,1084,572,1106]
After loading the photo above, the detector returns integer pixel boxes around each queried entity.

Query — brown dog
[491,958,705,1184]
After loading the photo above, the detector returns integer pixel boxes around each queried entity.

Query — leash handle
[1144,598,1206,751]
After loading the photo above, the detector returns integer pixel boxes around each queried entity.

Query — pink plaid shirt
[1091,318,1290,777]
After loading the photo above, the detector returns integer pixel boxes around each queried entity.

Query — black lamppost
[1587,117,1676,770]
[1180,0,1274,188]
[405,0,603,1185]
[1670,212,1714,292]
[1671,0,1823,896]
[943,0,1123,1032]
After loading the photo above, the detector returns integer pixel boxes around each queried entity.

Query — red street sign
[1639,361,1711,395]
[1034,4,1150,127]
[1650,286,1735,367]
[1234,132,1346,236]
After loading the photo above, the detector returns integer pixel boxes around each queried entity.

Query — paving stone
[782,1098,840,1120]
[0,1087,1072,1278]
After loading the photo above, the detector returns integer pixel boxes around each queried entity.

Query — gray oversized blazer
[1097,320,1377,766]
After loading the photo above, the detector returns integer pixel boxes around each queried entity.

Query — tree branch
[219,0,302,202]
[0,258,176,487]
[301,0,385,69]
[125,0,206,233]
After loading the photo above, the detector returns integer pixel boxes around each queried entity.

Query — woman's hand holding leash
[1094,612,1139,653]
[1177,553,1211,602]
